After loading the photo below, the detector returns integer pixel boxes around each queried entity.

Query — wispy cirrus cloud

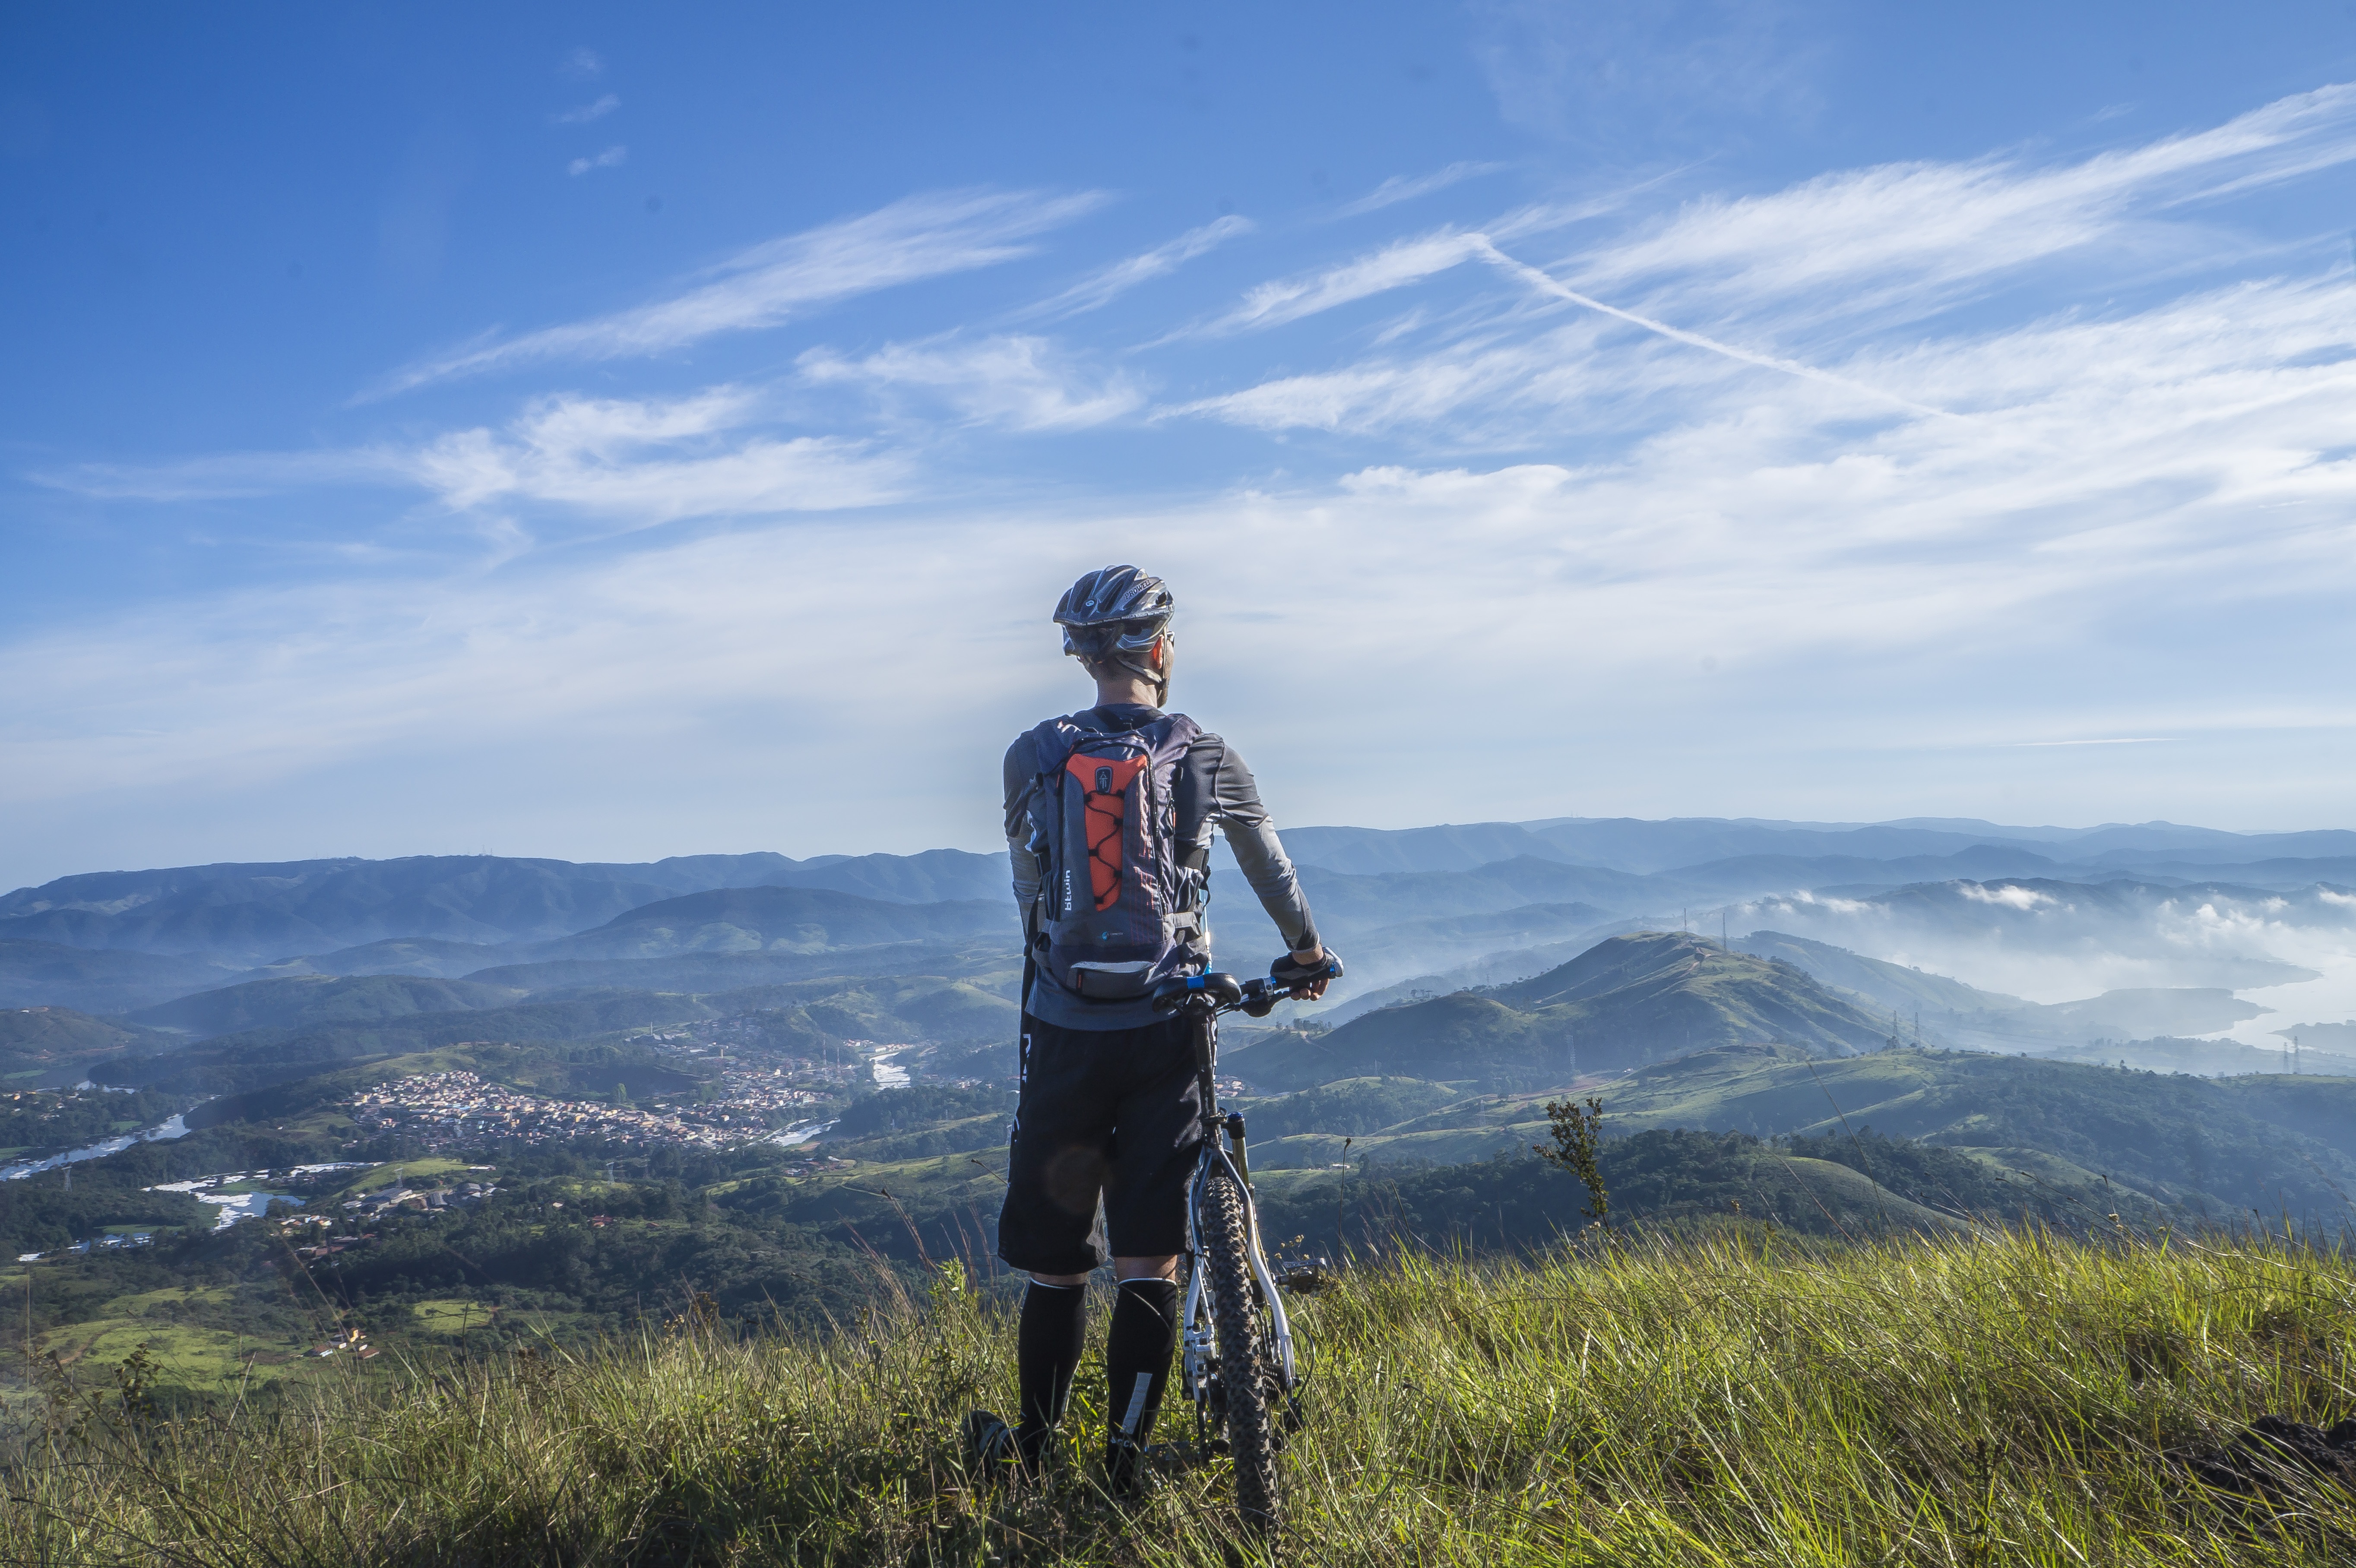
[798,334,1143,431]
[31,449,407,502]
[1333,161,1507,218]
[566,144,627,177]
[371,187,1109,396]
[1020,215,1253,319]
[1564,80,2356,333]
[554,94,619,125]
[407,388,909,525]
[38,387,911,529]
[1173,82,2356,440]
[1194,231,1489,335]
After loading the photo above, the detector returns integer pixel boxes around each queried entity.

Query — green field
[4,1231,2351,1565]
[411,1298,499,1335]
[39,1322,286,1391]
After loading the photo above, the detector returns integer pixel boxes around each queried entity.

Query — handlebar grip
[1270,952,1344,986]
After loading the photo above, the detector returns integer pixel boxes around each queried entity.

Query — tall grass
[4,1230,2352,1565]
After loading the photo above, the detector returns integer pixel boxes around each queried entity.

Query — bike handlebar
[1151,954,1344,1017]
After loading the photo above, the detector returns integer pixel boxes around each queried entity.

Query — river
[0,1111,193,1182]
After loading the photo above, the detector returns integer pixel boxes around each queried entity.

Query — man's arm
[1193,739,1325,967]
[1004,740,1042,916]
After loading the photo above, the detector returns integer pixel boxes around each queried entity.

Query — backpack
[1021,710,1207,1001]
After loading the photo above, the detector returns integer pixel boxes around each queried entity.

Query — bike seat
[1150,972,1242,1012]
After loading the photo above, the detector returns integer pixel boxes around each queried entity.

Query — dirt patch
[2178,1415,2356,1500]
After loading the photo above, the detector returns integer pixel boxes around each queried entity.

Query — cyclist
[968,563,1333,1498]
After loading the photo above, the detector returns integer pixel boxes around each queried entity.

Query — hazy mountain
[1232,931,1892,1090]
[1295,858,1675,932]
[2076,857,2356,891]
[235,937,506,981]
[2034,1035,2356,1078]
[97,965,1014,1100]
[0,849,1011,961]
[1733,931,2024,1015]
[130,974,532,1040]
[1732,930,2267,1056]
[521,887,1014,962]
[1667,847,2073,894]
[0,938,242,1014]
[2271,1020,2356,1050]
[1317,902,1618,998]
[1272,816,2352,877]
[462,942,1016,995]
[0,1006,179,1083]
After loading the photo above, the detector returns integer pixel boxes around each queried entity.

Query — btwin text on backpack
[1022,711,1208,1001]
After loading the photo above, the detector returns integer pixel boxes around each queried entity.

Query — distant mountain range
[6,815,2355,1086]
[12,815,2354,965]
[0,850,1009,959]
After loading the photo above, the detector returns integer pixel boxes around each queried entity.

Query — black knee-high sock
[1103,1277,1180,1461]
[1014,1281,1087,1464]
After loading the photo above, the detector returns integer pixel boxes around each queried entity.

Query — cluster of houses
[348,1071,758,1152]
[338,1172,499,1220]
[14,1231,155,1263]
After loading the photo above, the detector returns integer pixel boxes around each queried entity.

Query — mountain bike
[1150,955,1343,1533]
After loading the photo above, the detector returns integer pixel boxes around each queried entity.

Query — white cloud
[554,94,620,125]
[408,388,909,524]
[1563,82,2356,334]
[1197,231,1488,335]
[798,335,1143,431]
[1334,161,1507,218]
[1959,885,2057,910]
[1021,215,1253,319]
[35,389,912,530]
[559,47,602,81]
[373,187,1109,395]
[566,145,627,177]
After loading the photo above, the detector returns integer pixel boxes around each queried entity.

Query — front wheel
[1200,1160,1281,1532]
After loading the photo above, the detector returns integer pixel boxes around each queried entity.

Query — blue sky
[9,2,2356,887]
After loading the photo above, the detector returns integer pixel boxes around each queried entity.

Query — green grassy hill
[130,974,531,1038]
[1236,932,1893,1089]
[1596,1042,2356,1222]
[0,1006,178,1083]
[7,1233,2352,1565]
[530,887,1013,961]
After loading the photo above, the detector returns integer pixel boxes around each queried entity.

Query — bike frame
[1175,1003,1300,1416]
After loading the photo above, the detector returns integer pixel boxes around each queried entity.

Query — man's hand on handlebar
[1272,946,1339,1000]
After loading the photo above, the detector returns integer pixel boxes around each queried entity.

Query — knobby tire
[1201,1160,1281,1533]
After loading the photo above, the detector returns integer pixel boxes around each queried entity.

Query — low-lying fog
[1724,881,2356,1050]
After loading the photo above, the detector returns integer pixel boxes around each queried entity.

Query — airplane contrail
[1470,237,1955,420]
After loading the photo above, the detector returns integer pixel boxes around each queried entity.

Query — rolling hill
[130,974,533,1039]
[1232,931,1893,1090]
[0,1005,179,1083]
[521,887,1014,961]
[1596,1041,2356,1221]
[0,939,243,1014]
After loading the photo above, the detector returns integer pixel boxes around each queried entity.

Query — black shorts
[997,1012,1203,1275]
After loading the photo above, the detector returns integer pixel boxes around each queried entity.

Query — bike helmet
[1054,565,1175,700]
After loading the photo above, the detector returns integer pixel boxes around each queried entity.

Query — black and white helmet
[1054,565,1175,695]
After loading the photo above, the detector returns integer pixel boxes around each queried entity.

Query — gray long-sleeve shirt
[1005,703,1321,1030]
